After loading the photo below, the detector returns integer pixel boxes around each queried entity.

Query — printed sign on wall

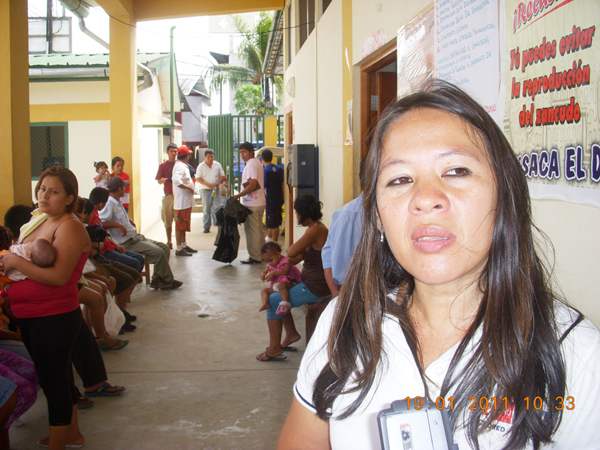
[504,0,600,207]
[434,0,502,124]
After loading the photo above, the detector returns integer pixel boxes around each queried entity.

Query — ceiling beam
[132,0,284,22]
[94,0,134,21]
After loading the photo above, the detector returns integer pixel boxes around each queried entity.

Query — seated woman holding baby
[257,194,331,362]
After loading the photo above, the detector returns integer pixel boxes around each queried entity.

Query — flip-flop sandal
[98,338,129,352]
[36,440,84,448]
[275,302,292,316]
[265,346,297,352]
[256,353,287,362]
[85,384,126,397]
[76,395,94,410]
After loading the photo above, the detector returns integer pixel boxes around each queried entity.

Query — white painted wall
[532,200,600,327]
[138,126,163,235]
[316,0,344,226]
[29,81,110,104]
[68,121,112,200]
[352,0,429,66]
[138,75,163,117]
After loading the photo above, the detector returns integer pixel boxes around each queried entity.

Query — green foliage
[233,84,275,116]
[205,12,283,113]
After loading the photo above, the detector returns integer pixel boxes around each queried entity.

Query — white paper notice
[435,0,501,124]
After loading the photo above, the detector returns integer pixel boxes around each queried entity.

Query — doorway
[359,43,397,159]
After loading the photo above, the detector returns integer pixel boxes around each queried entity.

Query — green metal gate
[208,114,284,196]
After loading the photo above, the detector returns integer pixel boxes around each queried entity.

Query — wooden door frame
[285,110,294,248]
[359,42,397,159]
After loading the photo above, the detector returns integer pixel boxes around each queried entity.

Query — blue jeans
[266,282,320,320]
[102,249,145,273]
[201,189,223,229]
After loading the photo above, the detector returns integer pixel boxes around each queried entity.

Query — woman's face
[113,161,124,175]
[376,108,497,289]
[37,176,74,216]
[295,211,311,227]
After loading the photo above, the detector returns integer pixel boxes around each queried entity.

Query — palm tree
[206,12,282,114]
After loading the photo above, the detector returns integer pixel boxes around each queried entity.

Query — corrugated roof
[180,75,210,98]
[29,52,170,69]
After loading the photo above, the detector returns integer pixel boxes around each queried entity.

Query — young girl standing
[93,162,110,189]
[259,242,301,316]
[110,157,131,212]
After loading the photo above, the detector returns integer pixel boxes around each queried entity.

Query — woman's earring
[379,226,385,243]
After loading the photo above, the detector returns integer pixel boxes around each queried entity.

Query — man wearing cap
[99,177,183,290]
[232,142,265,264]
[195,148,226,234]
[155,143,178,249]
[172,146,197,256]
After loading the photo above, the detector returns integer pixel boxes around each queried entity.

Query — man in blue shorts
[262,149,285,244]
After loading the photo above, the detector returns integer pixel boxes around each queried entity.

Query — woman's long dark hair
[294,194,323,225]
[313,80,572,449]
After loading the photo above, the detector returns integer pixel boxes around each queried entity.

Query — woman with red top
[0,167,91,450]
[111,156,131,212]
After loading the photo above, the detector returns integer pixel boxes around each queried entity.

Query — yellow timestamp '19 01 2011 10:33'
[403,396,575,411]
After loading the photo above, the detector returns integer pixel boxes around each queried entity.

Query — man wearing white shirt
[195,148,226,234]
[172,146,197,256]
[232,142,266,264]
[99,177,182,290]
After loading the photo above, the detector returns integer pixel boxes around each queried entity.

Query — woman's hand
[115,244,126,254]
[0,252,21,277]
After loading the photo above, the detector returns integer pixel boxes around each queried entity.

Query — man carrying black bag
[212,198,252,264]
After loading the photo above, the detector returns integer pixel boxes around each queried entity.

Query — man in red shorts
[172,146,197,256]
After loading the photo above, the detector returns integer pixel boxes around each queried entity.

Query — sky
[28,0,263,114]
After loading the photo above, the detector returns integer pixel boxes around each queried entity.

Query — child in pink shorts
[259,242,301,316]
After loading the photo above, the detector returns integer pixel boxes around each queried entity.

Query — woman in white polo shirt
[278,81,600,449]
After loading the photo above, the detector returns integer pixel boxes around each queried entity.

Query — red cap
[177,146,193,156]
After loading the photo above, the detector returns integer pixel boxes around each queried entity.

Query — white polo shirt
[295,298,600,450]
[196,160,225,191]
[171,160,195,210]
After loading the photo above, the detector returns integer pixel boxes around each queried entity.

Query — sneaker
[183,246,198,253]
[265,236,272,243]
[175,248,192,256]
[149,278,170,290]
[240,258,262,265]
[120,322,137,333]
[123,310,137,322]
[203,228,210,233]
[165,280,183,290]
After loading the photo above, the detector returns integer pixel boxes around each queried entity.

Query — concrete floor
[11,214,304,450]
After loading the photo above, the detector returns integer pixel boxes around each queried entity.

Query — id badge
[377,398,458,450]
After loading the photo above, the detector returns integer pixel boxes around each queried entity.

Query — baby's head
[27,239,56,268]
[261,241,282,263]
[94,161,108,174]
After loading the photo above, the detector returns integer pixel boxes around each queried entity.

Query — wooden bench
[140,258,151,284]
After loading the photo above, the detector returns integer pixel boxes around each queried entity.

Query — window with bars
[298,0,315,51]
[30,123,68,179]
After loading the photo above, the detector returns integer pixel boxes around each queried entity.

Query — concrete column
[109,15,140,223]
[0,0,33,215]
[264,116,278,148]
[341,0,354,203]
